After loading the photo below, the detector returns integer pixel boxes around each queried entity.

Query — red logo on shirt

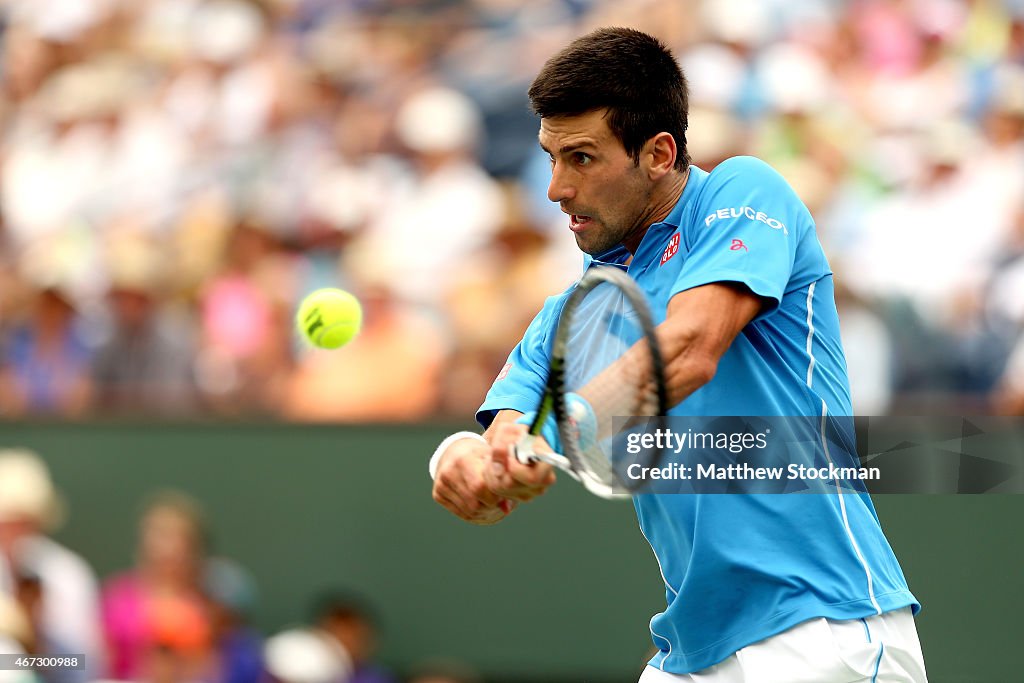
[496,363,512,381]
[730,239,748,252]
[661,233,681,265]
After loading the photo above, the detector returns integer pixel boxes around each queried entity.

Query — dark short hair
[312,589,379,627]
[528,27,690,171]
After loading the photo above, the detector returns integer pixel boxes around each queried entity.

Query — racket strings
[563,289,659,490]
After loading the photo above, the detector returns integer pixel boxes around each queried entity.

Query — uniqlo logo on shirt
[661,232,681,265]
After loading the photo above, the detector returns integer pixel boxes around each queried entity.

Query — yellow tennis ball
[296,288,362,349]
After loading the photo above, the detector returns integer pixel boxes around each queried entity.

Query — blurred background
[0,0,1023,681]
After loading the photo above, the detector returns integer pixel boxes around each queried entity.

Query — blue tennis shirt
[477,157,919,674]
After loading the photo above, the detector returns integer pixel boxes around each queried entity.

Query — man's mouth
[570,214,593,232]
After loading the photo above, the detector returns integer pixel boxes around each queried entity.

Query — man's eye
[575,153,592,165]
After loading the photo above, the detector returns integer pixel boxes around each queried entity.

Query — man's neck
[622,167,690,254]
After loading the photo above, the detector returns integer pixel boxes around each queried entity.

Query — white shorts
[638,607,927,683]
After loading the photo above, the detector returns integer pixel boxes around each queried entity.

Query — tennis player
[429,28,927,682]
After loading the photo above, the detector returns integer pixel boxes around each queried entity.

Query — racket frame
[513,266,669,499]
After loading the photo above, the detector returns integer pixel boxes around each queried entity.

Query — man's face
[0,517,35,553]
[539,109,654,255]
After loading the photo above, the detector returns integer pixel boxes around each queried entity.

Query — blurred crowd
[0,449,480,683]
[0,0,1023,420]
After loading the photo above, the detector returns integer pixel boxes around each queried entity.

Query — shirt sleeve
[672,156,808,318]
[475,294,565,429]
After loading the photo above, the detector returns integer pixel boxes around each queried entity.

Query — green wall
[1,423,1021,682]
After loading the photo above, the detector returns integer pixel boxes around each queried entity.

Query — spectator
[0,285,92,418]
[314,592,396,683]
[196,222,298,416]
[0,592,35,683]
[101,490,212,682]
[0,450,105,683]
[204,557,264,683]
[346,86,504,309]
[91,236,199,417]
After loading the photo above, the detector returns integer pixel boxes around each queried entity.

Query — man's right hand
[432,437,517,525]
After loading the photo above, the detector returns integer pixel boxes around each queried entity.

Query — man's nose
[547,163,576,204]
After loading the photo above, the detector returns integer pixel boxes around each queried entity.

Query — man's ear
[644,132,678,180]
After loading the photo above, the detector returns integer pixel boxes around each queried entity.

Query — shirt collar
[658,167,699,229]
[589,245,631,267]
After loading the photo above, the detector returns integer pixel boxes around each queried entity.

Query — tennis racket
[513,266,669,499]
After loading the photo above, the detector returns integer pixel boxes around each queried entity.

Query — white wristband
[429,431,487,480]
